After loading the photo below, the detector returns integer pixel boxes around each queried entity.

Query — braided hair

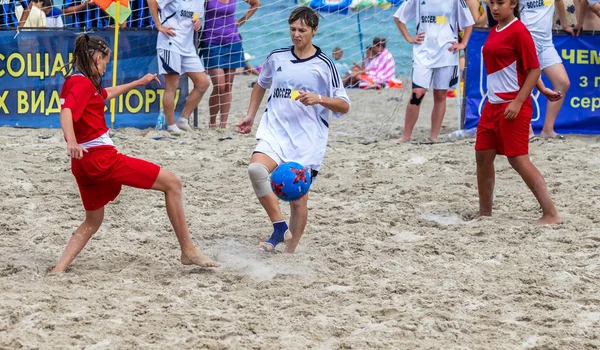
[67,34,111,94]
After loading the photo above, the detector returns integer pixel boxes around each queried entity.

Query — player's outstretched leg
[285,195,309,254]
[151,169,220,267]
[476,149,496,217]
[507,155,562,225]
[52,208,105,273]
[259,220,293,252]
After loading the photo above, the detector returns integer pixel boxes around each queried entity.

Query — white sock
[167,124,181,131]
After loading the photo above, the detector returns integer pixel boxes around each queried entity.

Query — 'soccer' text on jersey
[421,15,448,24]
[180,10,195,19]
[525,0,553,9]
[272,87,294,99]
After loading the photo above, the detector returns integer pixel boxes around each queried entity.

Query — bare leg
[151,169,219,267]
[285,195,308,254]
[507,155,561,225]
[163,74,180,126]
[52,208,105,273]
[208,68,225,128]
[540,63,570,138]
[430,89,447,142]
[219,69,236,128]
[399,88,427,142]
[476,149,496,216]
[180,71,210,121]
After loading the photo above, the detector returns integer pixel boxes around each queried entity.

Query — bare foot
[537,214,562,225]
[539,131,557,139]
[50,266,66,273]
[397,136,410,143]
[181,253,220,268]
[430,137,439,143]
[259,230,293,252]
[284,240,299,254]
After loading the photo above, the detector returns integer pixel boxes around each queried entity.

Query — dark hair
[67,34,111,93]
[373,37,387,48]
[288,6,319,30]
[513,1,520,19]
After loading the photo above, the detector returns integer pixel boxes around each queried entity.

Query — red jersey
[482,18,540,104]
[60,74,109,144]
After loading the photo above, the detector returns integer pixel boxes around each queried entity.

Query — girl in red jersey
[475,0,561,225]
[53,34,219,272]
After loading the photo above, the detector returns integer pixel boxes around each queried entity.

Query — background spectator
[332,47,350,77]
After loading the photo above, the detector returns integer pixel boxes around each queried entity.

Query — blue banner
[0,29,188,129]
[465,29,600,134]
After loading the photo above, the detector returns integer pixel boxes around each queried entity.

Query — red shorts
[71,146,161,211]
[475,99,532,157]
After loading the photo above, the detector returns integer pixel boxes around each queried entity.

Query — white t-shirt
[16,4,46,28]
[519,0,555,51]
[394,0,474,68]
[156,0,204,56]
[256,46,351,171]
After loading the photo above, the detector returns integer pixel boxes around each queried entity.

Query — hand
[409,32,425,45]
[574,22,584,36]
[540,87,562,102]
[236,17,247,27]
[295,91,320,106]
[192,18,201,32]
[448,41,466,54]
[66,141,88,160]
[562,25,575,37]
[504,100,523,119]
[236,115,254,134]
[136,73,160,86]
[157,24,176,37]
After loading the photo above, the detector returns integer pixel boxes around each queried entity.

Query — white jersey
[519,0,555,51]
[394,0,474,68]
[156,0,204,56]
[256,46,350,171]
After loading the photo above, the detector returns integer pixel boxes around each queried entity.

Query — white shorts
[412,66,459,91]
[253,139,283,165]
[157,49,205,75]
[537,46,562,70]
[46,16,64,28]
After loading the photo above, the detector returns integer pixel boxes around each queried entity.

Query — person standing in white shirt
[236,7,350,253]
[520,0,573,140]
[395,0,475,143]
[148,0,210,134]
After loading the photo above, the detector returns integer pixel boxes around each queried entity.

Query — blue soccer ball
[270,162,312,202]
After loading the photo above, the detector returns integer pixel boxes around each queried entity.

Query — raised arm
[105,74,160,101]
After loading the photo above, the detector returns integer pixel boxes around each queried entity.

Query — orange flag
[95,0,131,24]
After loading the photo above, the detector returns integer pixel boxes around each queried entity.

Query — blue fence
[0,29,188,128]
[465,29,600,135]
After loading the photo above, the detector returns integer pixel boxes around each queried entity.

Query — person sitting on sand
[53,34,219,273]
[343,45,375,87]
[358,37,395,89]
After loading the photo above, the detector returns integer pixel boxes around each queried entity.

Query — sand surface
[1,76,599,349]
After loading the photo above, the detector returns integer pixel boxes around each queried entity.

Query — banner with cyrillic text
[465,29,600,134]
[0,29,188,128]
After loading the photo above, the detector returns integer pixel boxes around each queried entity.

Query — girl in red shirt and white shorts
[475,0,561,225]
[53,35,219,272]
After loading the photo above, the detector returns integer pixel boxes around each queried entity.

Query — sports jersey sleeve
[515,27,540,71]
[60,78,94,122]
[257,53,275,89]
[458,0,475,29]
[393,0,416,23]
[328,68,350,120]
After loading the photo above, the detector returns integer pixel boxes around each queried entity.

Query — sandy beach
[0,75,599,349]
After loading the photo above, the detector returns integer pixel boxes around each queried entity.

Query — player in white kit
[148,0,210,134]
[237,7,350,253]
[394,0,475,143]
[519,0,574,140]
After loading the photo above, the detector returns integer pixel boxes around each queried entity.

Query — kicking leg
[52,208,105,273]
[248,152,292,251]
[476,149,497,216]
[285,195,308,254]
[151,169,219,267]
[398,87,426,143]
[507,155,561,225]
